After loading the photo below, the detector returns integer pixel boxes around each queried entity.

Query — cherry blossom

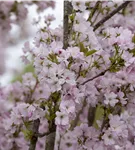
[1,1,135,150]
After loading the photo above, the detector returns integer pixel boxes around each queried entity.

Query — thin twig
[91,10,100,26]
[93,1,130,31]
[88,1,101,22]
[76,64,82,80]
[81,68,109,85]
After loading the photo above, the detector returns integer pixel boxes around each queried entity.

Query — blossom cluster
[0,0,55,74]
[0,1,55,35]
[1,1,135,150]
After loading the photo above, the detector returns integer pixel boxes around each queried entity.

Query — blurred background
[0,0,63,86]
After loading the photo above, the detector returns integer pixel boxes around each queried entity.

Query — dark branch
[93,1,130,31]
[36,131,50,138]
[81,68,109,85]
[29,119,40,150]
[45,132,56,150]
[88,105,96,126]
[63,1,68,49]
[63,1,73,49]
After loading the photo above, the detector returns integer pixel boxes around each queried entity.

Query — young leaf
[86,49,97,56]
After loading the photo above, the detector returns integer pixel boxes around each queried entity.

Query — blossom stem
[93,1,130,31]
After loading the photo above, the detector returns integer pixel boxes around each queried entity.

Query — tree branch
[88,105,96,126]
[63,1,73,49]
[45,132,56,150]
[93,1,130,31]
[81,68,109,85]
[36,131,50,138]
[29,119,40,150]
[45,115,56,150]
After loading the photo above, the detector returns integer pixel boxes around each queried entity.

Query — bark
[63,1,73,49]
[29,119,40,150]
[87,106,96,127]
[45,132,56,150]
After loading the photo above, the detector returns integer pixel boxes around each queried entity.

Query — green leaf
[132,34,135,44]
[22,129,33,140]
[86,50,97,56]
[79,42,88,54]
[80,70,87,78]
[24,121,33,130]
[47,53,59,64]
[69,14,75,22]
[79,43,97,57]
[68,57,74,69]
[11,63,35,83]
[93,105,104,129]
[45,112,56,121]
[50,114,56,121]
[51,91,61,100]
[130,48,135,56]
